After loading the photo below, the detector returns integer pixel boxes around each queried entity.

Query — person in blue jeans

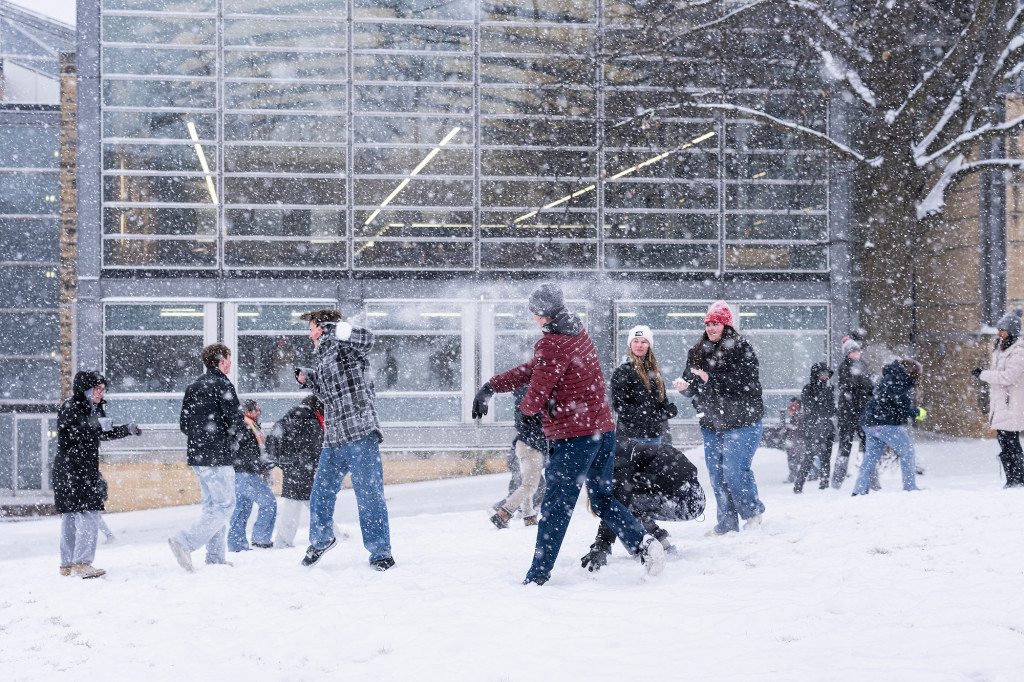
[227,399,277,551]
[297,309,394,571]
[674,301,766,535]
[852,358,924,495]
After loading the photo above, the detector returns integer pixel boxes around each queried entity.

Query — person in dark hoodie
[973,307,1024,487]
[227,399,277,551]
[472,283,666,585]
[833,337,875,488]
[851,358,924,495]
[793,362,836,493]
[170,343,247,572]
[673,300,766,535]
[267,394,328,547]
[580,439,705,571]
[54,371,141,578]
[490,385,548,529]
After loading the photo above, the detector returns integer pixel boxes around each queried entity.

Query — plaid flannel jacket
[306,324,382,448]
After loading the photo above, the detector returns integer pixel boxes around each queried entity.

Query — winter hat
[810,362,833,380]
[241,398,260,413]
[528,283,565,319]
[626,325,654,348]
[996,307,1024,337]
[841,336,861,357]
[704,300,734,327]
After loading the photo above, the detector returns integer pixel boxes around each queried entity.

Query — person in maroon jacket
[472,283,666,585]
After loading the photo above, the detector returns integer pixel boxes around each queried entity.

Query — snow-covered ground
[2,435,1022,681]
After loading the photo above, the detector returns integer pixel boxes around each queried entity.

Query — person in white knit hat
[610,325,677,444]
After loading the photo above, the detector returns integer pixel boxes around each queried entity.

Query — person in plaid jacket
[296,309,394,571]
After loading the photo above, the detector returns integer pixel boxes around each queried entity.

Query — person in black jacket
[793,363,836,493]
[833,337,875,488]
[54,371,140,578]
[490,385,548,528]
[580,439,705,571]
[851,358,924,495]
[673,301,765,535]
[227,399,277,551]
[268,395,328,548]
[611,325,678,444]
[169,343,247,572]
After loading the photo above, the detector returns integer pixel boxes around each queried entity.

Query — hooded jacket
[801,362,836,445]
[838,355,874,430]
[52,371,131,514]
[179,366,247,467]
[860,360,916,427]
[682,326,764,432]
[489,309,615,441]
[980,336,1024,432]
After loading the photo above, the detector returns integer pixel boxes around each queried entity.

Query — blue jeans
[629,436,662,444]
[176,465,236,564]
[852,425,918,494]
[308,434,392,563]
[524,430,646,584]
[702,421,765,533]
[228,472,277,551]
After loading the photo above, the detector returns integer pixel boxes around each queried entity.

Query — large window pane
[225,113,347,142]
[3,359,59,401]
[104,238,218,267]
[605,243,718,271]
[236,303,319,392]
[353,0,472,21]
[225,82,348,111]
[105,335,203,391]
[224,177,346,204]
[353,241,473,269]
[1,266,58,307]
[0,218,58,261]
[103,47,216,77]
[480,240,596,270]
[103,79,217,109]
[0,171,58,214]
[353,23,472,51]
[103,175,217,204]
[225,240,347,268]
[0,311,58,355]
[102,16,216,45]
[0,125,58,168]
[224,19,348,48]
[104,143,218,172]
[103,206,217,236]
[103,112,217,140]
[224,145,346,173]
[352,54,471,83]
[226,207,344,237]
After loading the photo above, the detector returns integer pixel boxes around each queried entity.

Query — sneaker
[168,537,194,572]
[251,542,273,549]
[59,566,71,577]
[638,534,666,576]
[205,557,234,566]
[743,514,763,530]
[523,515,538,527]
[71,563,106,579]
[370,556,395,571]
[300,536,338,567]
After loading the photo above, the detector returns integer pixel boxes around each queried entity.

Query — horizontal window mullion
[103,234,214,241]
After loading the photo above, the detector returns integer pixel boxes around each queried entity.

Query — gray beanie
[528,283,565,318]
[841,336,861,357]
[996,307,1024,337]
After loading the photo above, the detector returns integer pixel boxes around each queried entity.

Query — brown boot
[489,507,512,529]
[523,515,538,526]
[71,563,106,579]
[59,566,71,577]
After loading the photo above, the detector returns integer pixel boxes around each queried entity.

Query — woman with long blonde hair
[610,325,677,444]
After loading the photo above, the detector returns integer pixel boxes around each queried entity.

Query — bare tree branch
[917,111,1024,167]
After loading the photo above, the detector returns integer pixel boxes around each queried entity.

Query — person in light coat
[974,307,1024,487]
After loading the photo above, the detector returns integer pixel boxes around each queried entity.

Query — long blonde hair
[629,346,666,400]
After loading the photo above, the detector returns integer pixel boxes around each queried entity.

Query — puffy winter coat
[179,367,247,467]
[681,327,765,432]
[53,371,131,514]
[266,402,324,500]
[801,363,836,447]
[838,356,873,431]
[860,360,916,427]
[610,361,676,440]
[489,308,615,441]
[980,337,1024,432]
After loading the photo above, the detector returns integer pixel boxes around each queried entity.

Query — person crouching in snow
[490,385,548,529]
[472,283,666,585]
[972,307,1024,488]
[793,363,836,493]
[851,358,925,495]
[580,439,705,571]
[54,371,141,578]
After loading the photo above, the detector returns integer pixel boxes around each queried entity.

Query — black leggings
[996,430,1024,486]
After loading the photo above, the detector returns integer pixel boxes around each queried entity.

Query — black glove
[971,368,983,379]
[546,398,557,419]
[520,410,543,428]
[319,321,337,336]
[471,382,495,419]
[660,401,678,420]
[580,541,611,572]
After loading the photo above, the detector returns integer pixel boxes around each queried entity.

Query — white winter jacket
[980,339,1024,432]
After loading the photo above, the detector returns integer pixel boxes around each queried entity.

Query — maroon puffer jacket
[489,313,614,441]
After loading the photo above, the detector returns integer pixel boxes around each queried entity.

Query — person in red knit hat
[471,283,666,585]
[673,300,766,535]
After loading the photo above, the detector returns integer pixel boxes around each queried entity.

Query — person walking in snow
[170,343,247,571]
[227,399,277,551]
[580,439,705,571]
[54,371,141,578]
[851,358,924,495]
[783,397,805,484]
[471,283,666,585]
[266,395,331,547]
[296,309,394,571]
[490,385,548,529]
[611,325,678,445]
[793,363,836,493]
[673,300,766,535]
[973,308,1024,488]
[833,336,874,488]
